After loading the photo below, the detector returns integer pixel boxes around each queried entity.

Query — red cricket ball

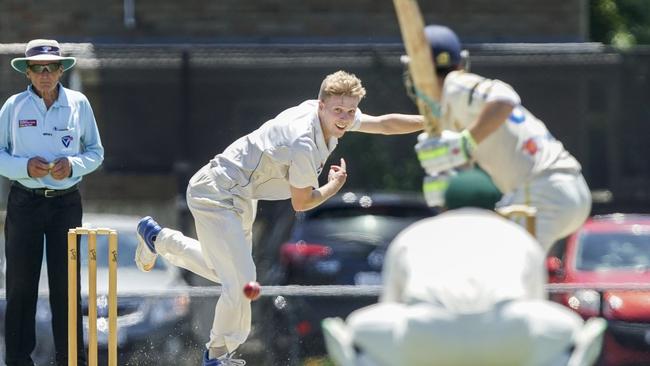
[243,281,261,300]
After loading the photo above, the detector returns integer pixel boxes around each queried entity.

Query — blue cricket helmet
[424,25,462,68]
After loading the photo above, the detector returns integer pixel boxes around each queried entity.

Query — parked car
[0,213,201,366]
[253,191,437,365]
[547,213,650,366]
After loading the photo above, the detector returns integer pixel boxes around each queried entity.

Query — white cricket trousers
[154,164,257,352]
[499,170,591,252]
[346,300,583,366]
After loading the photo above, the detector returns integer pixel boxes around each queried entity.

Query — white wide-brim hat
[11,39,76,73]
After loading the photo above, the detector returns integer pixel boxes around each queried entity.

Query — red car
[547,214,650,366]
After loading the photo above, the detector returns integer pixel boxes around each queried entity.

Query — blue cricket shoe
[135,216,161,272]
[203,350,246,366]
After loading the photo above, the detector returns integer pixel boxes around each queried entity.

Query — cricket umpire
[0,39,104,366]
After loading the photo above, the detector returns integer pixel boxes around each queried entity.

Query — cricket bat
[392,0,441,135]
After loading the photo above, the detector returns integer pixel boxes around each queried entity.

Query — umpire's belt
[12,182,78,198]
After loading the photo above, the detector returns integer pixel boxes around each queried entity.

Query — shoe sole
[135,235,157,272]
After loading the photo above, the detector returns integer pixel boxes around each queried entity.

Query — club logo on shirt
[61,135,73,147]
[522,138,538,155]
[508,107,526,124]
[18,119,37,127]
[316,164,324,175]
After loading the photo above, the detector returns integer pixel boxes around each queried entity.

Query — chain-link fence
[2,42,650,366]
[1,42,649,214]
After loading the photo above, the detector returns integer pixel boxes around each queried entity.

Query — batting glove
[415,129,477,175]
[422,170,457,207]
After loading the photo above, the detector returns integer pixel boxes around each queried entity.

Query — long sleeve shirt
[0,83,104,189]
[439,71,581,193]
[210,100,361,200]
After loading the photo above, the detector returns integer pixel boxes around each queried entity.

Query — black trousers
[4,185,87,366]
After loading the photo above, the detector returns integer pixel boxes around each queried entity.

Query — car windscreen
[290,215,425,247]
[576,231,650,271]
[305,205,434,220]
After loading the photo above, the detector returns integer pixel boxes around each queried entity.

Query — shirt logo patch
[18,119,37,127]
[522,138,538,155]
[508,107,526,124]
[61,135,74,147]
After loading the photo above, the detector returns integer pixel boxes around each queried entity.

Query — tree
[591,0,650,46]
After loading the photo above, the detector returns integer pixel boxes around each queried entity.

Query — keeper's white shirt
[209,100,362,200]
[381,208,546,313]
[439,71,582,193]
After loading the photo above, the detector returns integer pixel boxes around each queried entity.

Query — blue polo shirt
[0,83,104,189]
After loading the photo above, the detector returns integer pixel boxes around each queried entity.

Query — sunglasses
[27,63,62,73]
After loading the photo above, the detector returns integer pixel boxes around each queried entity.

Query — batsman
[411,24,591,251]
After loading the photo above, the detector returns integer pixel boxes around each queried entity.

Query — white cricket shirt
[381,208,546,313]
[439,71,581,193]
[209,100,361,200]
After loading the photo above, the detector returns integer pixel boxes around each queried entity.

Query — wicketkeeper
[324,169,605,366]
